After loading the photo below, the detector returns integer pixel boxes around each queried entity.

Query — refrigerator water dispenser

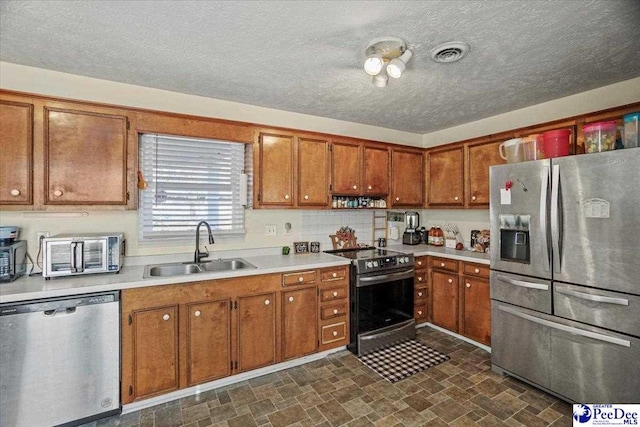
[499,214,530,263]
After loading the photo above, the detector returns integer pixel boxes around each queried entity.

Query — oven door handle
[356,269,414,287]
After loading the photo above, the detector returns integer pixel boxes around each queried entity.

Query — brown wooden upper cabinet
[331,139,390,197]
[427,146,464,207]
[44,106,130,205]
[465,140,505,207]
[0,100,33,205]
[257,132,295,206]
[390,147,424,207]
[256,130,329,208]
[363,144,389,195]
[331,139,361,195]
[298,137,330,206]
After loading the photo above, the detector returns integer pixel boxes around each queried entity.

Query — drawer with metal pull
[462,262,490,278]
[320,321,347,344]
[282,270,317,286]
[320,302,348,320]
[320,266,348,282]
[320,285,348,302]
[430,257,458,272]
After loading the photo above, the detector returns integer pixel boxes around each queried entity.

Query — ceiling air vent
[430,42,470,63]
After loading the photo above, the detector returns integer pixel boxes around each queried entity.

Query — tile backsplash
[300,210,381,251]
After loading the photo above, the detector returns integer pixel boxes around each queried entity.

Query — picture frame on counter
[294,241,309,254]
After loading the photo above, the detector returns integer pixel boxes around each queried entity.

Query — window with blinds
[138,133,249,242]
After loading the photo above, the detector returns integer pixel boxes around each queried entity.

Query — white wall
[422,77,640,147]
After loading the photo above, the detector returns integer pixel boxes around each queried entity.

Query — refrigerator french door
[489,148,640,404]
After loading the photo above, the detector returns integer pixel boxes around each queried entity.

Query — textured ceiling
[1,1,640,134]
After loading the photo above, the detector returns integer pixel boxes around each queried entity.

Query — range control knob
[366,261,374,269]
[397,257,404,264]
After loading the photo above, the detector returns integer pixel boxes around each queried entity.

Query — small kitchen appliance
[402,211,421,245]
[42,233,125,279]
[0,240,27,282]
[325,246,415,356]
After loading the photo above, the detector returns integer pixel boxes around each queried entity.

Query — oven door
[351,267,415,354]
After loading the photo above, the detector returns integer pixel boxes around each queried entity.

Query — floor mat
[358,339,450,383]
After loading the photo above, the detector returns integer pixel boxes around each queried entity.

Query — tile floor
[84,327,572,427]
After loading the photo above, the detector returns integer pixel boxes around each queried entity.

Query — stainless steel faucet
[194,221,215,262]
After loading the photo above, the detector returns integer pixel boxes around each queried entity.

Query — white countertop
[1,245,490,304]
[385,243,491,264]
[0,252,351,304]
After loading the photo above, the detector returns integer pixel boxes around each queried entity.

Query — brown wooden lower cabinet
[318,266,350,351]
[427,257,491,346]
[121,266,351,404]
[282,286,318,360]
[237,292,277,372]
[431,270,459,332]
[461,276,491,345]
[186,299,232,386]
[130,305,180,400]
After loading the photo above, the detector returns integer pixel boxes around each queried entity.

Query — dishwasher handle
[0,291,119,316]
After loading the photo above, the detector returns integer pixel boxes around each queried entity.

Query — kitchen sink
[143,258,256,278]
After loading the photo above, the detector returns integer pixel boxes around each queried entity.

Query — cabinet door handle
[304,195,309,200]
[454,196,459,201]
[10,189,21,196]
[417,292,423,297]
[367,185,372,190]
[440,262,445,267]
[194,310,202,317]
[417,261,422,266]
[417,310,423,316]
[352,185,357,190]
[288,296,294,302]
[332,331,338,337]
[417,277,423,282]
[333,309,339,314]
[298,276,304,283]
[333,291,338,297]
[162,314,170,321]
[395,197,400,201]
[264,299,270,305]
[474,268,480,273]
[447,278,453,284]
[466,283,471,288]
[284,194,290,200]
[53,189,63,197]
[471,195,477,201]
[332,272,337,278]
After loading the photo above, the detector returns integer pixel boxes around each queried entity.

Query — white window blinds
[139,133,248,241]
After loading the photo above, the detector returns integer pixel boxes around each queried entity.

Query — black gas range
[325,247,416,356]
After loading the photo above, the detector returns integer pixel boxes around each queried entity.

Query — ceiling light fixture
[372,68,389,87]
[363,36,413,87]
[387,49,413,79]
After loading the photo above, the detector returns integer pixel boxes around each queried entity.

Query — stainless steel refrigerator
[489,148,640,404]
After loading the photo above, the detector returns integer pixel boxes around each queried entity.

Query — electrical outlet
[283,222,291,236]
[36,231,50,242]
[265,225,277,236]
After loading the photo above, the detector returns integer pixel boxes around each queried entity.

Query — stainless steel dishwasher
[0,291,120,427]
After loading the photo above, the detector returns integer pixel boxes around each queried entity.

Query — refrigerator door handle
[556,288,629,306]
[550,164,561,273]
[498,304,630,347]
[496,275,549,291]
[540,165,550,272]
